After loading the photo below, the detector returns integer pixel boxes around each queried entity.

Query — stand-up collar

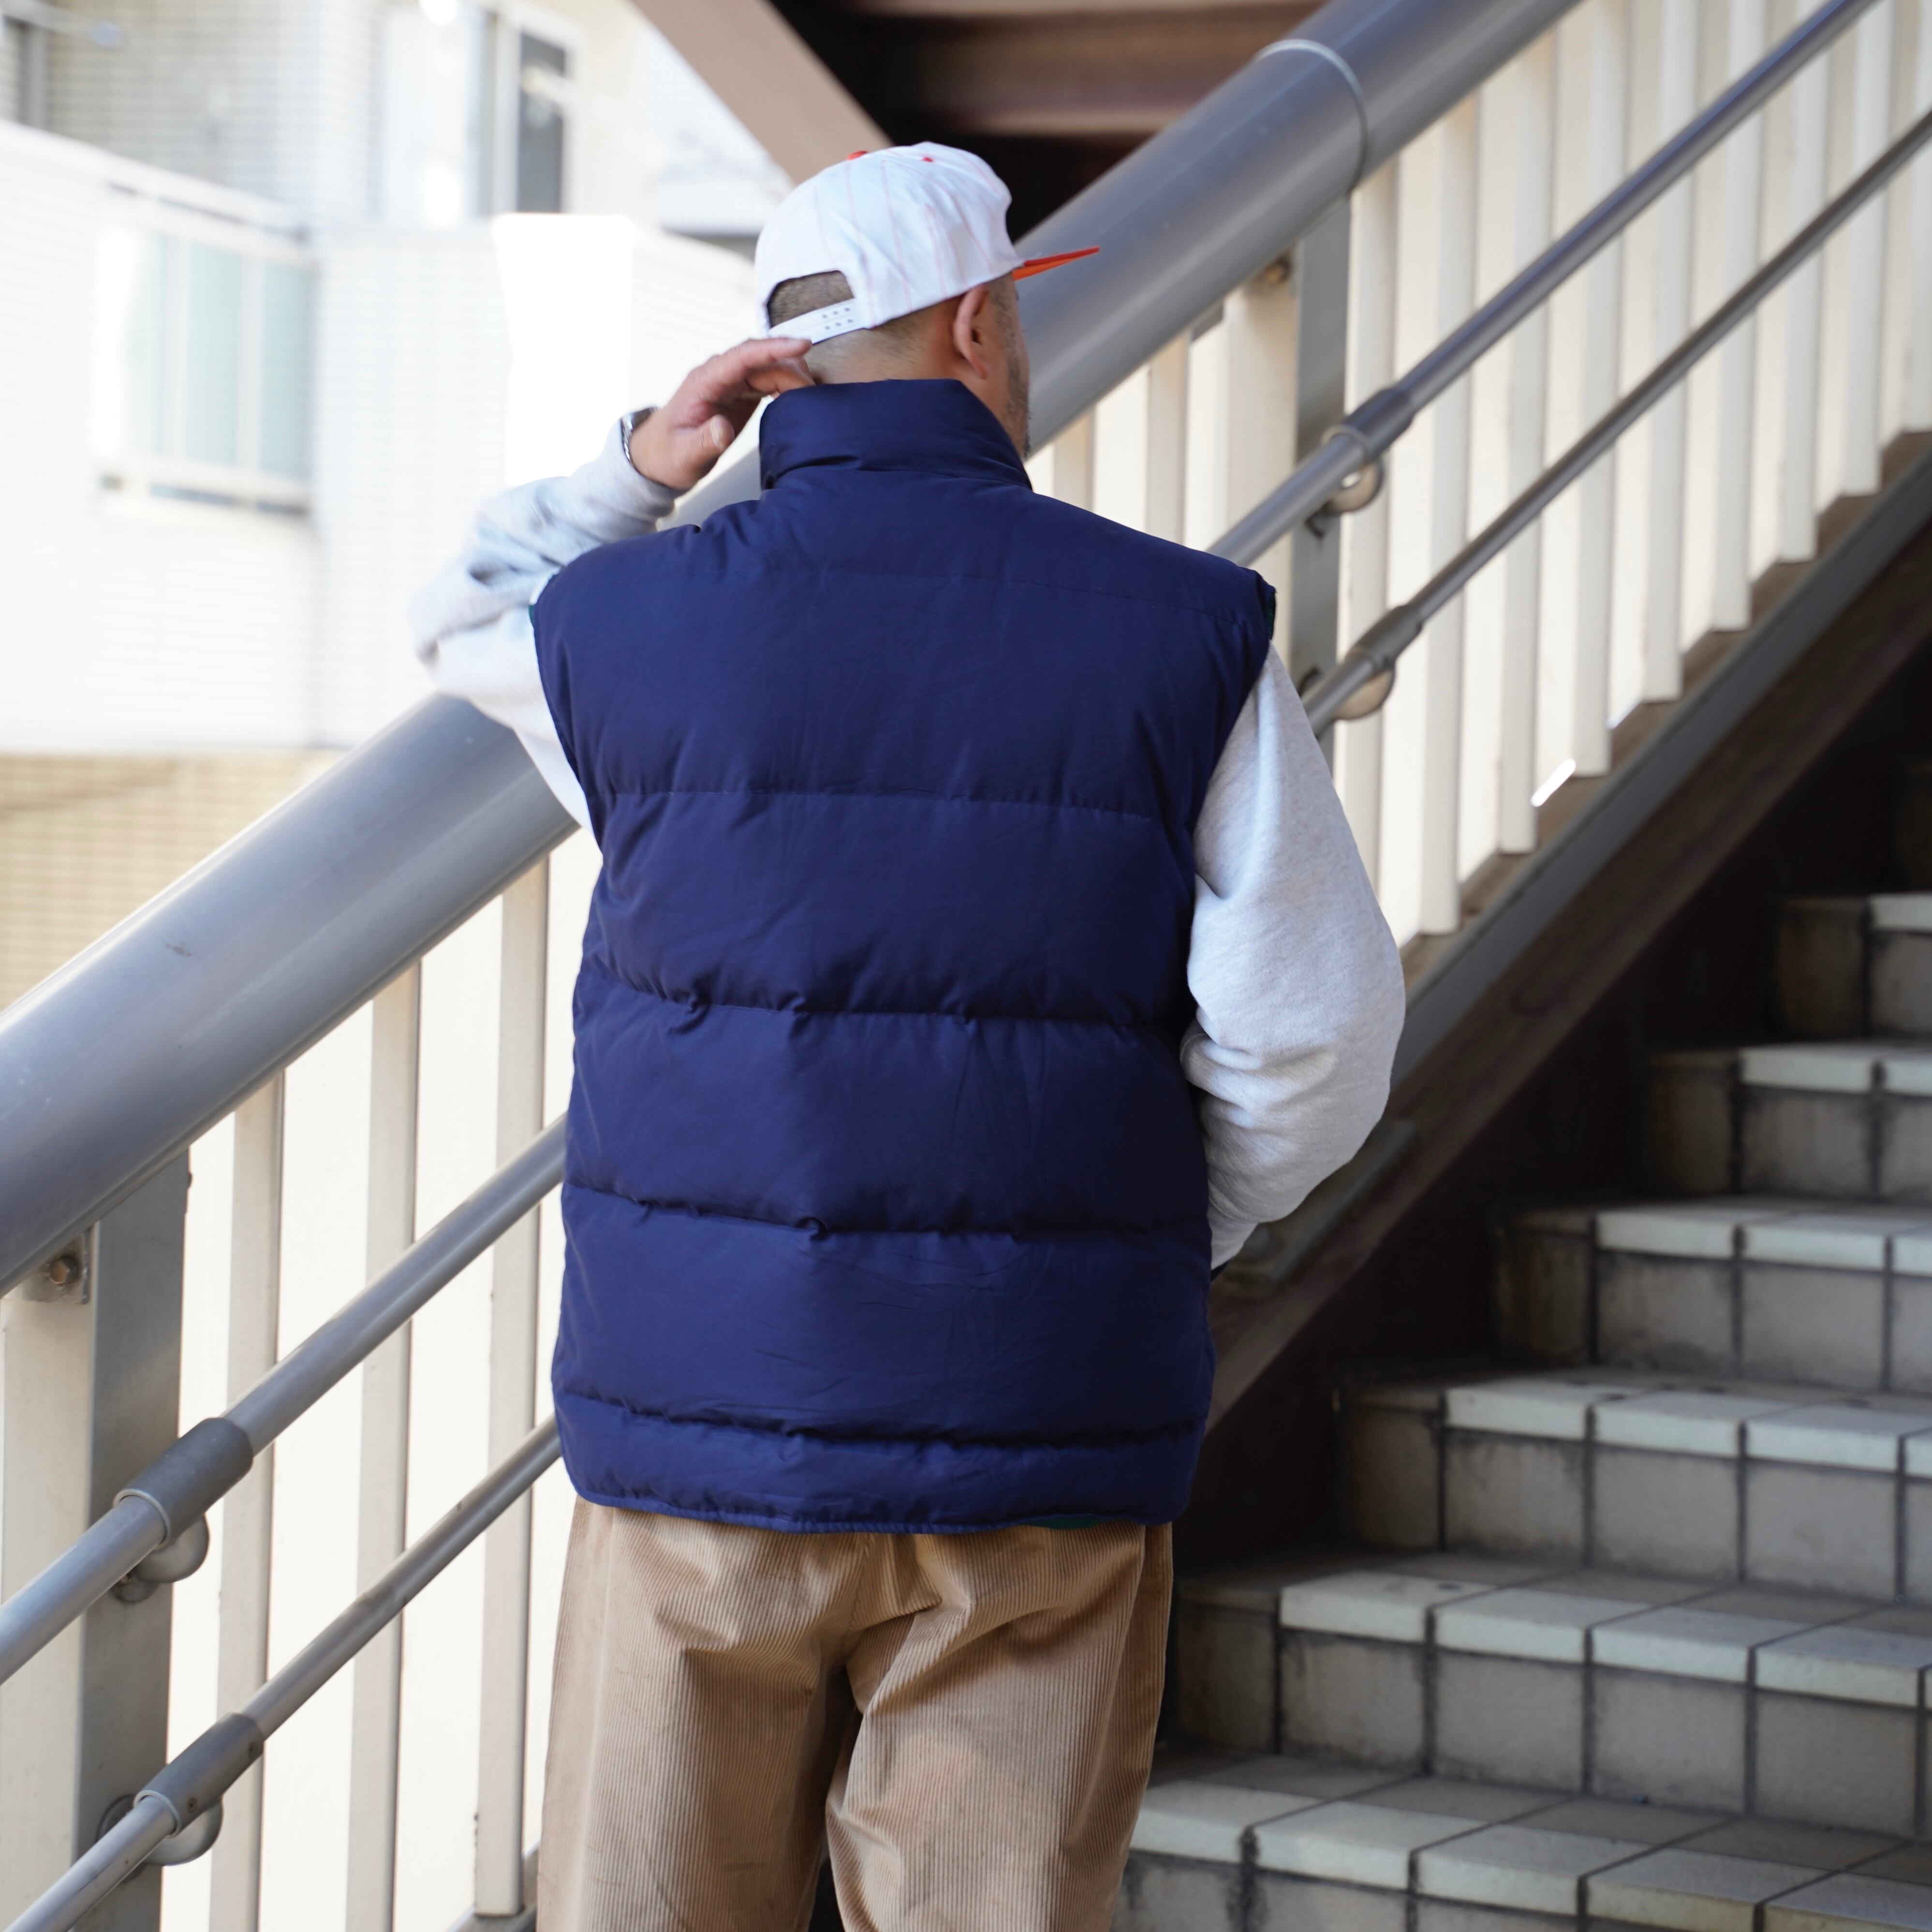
[759,380,1032,491]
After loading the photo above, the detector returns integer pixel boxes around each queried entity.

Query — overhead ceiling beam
[629,0,888,182]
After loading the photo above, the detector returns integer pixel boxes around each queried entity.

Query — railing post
[1336,161,1400,884]
[1711,0,1769,630]
[1500,33,1557,846]
[474,864,549,1917]
[210,1076,285,1932]
[1909,0,1932,428]
[1778,19,1829,561]
[1033,414,1095,508]
[1643,0,1700,697]
[1222,259,1299,658]
[1842,0,1897,494]
[1290,201,1353,699]
[1094,367,1151,532]
[1571,0,1631,776]
[0,1156,191,1932]
[1144,336,1190,544]
[1417,95,1480,935]
[347,966,423,1932]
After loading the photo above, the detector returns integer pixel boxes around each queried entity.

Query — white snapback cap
[754,142,1097,345]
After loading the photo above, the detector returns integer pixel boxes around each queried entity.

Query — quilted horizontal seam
[659,523,1269,627]
[593,782,1165,825]
[575,958,1172,1032]
[555,1382,1207,1453]
[560,1181,1204,1243]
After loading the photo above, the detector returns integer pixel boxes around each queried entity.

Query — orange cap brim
[1012,246,1100,280]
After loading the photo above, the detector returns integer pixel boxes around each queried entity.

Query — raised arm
[1183,652,1406,1267]
[408,337,813,825]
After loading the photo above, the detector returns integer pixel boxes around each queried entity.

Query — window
[515,32,568,213]
[380,3,575,224]
[96,227,316,511]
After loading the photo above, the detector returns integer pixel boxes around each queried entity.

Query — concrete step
[1119,1751,1932,1932]
[1335,1370,1932,1601]
[1646,1042,1932,1200]
[1779,898,1932,1039]
[1171,1553,1932,1836]
[1493,1196,1932,1390]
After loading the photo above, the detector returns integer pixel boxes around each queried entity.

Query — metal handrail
[0,0,1578,1298]
[0,1120,564,1690]
[0,698,570,1296]
[1210,0,1887,573]
[5,1420,562,1932]
[1303,100,1932,733]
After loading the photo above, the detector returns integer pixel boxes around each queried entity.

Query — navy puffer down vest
[534,379,1274,1532]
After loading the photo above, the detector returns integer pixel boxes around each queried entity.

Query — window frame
[475,0,585,217]
[94,200,318,516]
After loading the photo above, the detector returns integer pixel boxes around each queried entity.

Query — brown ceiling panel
[769,0,1316,230]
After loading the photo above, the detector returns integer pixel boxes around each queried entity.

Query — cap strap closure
[770,299,864,345]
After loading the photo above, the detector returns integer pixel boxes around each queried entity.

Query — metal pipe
[6,1423,561,1932]
[1214,0,1887,571]
[7,1797,180,1932]
[0,1120,564,1690]
[1303,101,1932,735]
[0,699,573,1295]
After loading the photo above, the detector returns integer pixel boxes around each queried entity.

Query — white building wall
[0,121,322,754]
[44,0,380,222]
[312,217,757,746]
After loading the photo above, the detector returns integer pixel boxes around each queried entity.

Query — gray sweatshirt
[411,416,1405,1267]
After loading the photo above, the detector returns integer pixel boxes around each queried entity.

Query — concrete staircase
[1122,763,1932,1930]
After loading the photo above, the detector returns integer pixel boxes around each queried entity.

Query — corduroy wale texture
[533,379,1276,1532]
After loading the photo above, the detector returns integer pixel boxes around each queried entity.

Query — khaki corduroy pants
[537,1499,1171,1932]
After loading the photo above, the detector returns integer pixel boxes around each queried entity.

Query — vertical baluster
[1712,0,1769,628]
[1419,96,1480,935]
[209,1077,285,1932]
[1909,0,1932,428]
[1036,415,1095,509]
[0,1160,190,1932]
[1500,36,1557,850]
[1092,369,1151,531]
[1571,0,1631,774]
[1224,259,1300,656]
[473,866,550,1917]
[1644,0,1703,694]
[1779,26,1830,558]
[1843,0,1897,493]
[1290,202,1354,694]
[1338,162,1399,881]
[1144,336,1189,544]
[346,966,422,1932]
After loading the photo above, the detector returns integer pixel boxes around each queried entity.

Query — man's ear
[951,284,995,381]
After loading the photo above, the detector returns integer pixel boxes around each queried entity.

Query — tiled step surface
[1647,1043,1932,1201]
[1494,1196,1932,1388]
[1173,1553,1932,1834]
[1117,1753,1932,1932]
[1780,897,1932,1039]
[1337,1371,1932,1600]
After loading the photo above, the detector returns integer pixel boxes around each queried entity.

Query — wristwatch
[618,407,656,473]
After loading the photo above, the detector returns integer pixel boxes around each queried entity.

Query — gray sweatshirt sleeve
[408,416,676,829]
[1184,651,1407,1266]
